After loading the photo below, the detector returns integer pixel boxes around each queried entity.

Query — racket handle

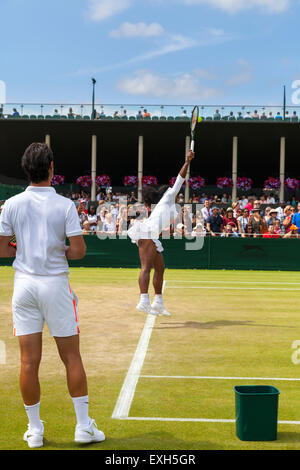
[9,242,16,247]
[190,140,195,152]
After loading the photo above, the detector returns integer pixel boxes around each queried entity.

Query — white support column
[232,136,238,203]
[279,137,286,203]
[185,136,190,203]
[138,135,144,203]
[45,134,51,149]
[91,135,97,202]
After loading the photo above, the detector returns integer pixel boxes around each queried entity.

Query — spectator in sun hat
[267,209,280,227]
[223,207,238,230]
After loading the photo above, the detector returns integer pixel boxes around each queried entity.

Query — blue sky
[1,0,300,107]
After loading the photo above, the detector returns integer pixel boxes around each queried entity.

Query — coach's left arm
[0,236,17,258]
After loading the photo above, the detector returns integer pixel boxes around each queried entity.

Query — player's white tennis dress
[0,186,83,337]
[127,174,185,252]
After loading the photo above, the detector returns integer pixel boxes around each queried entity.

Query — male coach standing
[0,143,105,448]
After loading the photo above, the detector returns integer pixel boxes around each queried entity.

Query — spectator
[12,108,20,117]
[266,193,276,204]
[213,109,221,119]
[77,203,88,229]
[68,107,75,118]
[267,209,280,227]
[221,193,228,203]
[82,220,92,235]
[275,112,282,120]
[283,224,299,238]
[244,197,255,213]
[102,212,116,234]
[129,192,137,204]
[87,205,98,232]
[264,207,272,224]
[223,207,238,230]
[0,107,3,118]
[99,109,106,119]
[143,109,151,118]
[206,207,223,236]
[273,219,282,236]
[248,208,263,237]
[221,224,239,237]
[282,205,293,234]
[262,225,280,238]
[252,110,259,119]
[238,194,248,209]
[113,111,120,118]
[237,208,250,237]
[292,202,300,234]
[181,110,187,117]
[191,222,206,237]
[136,110,143,119]
[201,199,212,226]
[244,110,252,119]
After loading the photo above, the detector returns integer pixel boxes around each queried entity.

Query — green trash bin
[234,385,280,441]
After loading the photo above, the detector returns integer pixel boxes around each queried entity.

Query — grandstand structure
[1,102,300,204]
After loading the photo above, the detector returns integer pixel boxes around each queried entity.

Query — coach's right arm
[65,201,86,260]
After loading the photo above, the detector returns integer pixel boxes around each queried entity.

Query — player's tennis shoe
[23,423,44,448]
[151,302,171,317]
[75,418,105,444]
[136,302,158,316]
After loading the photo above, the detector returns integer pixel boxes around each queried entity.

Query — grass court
[1,266,300,450]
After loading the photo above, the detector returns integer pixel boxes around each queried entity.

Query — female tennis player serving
[128,149,195,316]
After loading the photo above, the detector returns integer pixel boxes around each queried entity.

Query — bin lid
[234,385,280,396]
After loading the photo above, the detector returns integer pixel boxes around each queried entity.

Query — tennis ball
[198,116,203,122]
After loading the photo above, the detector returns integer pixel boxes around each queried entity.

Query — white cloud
[117,69,223,99]
[110,22,165,38]
[183,0,290,13]
[87,0,132,21]
[225,59,253,86]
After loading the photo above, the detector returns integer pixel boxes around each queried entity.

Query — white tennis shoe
[151,302,172,317]
[136,302,158,316]
[23,423,44,448]
[75,418,105,444]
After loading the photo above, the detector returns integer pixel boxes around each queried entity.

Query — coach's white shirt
[0,186,82,276]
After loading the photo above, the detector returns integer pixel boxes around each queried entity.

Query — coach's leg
[54,335,105,443]
[54,335,87,398]
[18,332,42,406]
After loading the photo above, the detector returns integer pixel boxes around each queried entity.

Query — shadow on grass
[155,320,294,330]
[42,431,222,450]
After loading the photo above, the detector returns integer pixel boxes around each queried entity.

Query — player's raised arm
[169,150,195,197]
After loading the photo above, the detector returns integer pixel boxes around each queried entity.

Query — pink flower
[123,176,138,187]
[51,174,65,186]
[142,176,158,186]
[96,174,111,187]
[217,177,233,189]
[76,176,92,187]
[263,177,280,189]
[188,176,206,190]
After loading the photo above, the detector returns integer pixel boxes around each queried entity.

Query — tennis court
[1,267,300,450]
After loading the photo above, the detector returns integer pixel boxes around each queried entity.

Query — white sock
[154,294,163,304]
[24,402,42,431]
[72,395,90,426]
[140,293,150,303]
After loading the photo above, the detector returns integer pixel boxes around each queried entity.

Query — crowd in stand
[71,189,300,239]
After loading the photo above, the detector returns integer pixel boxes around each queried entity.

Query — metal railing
[1,103,300,121]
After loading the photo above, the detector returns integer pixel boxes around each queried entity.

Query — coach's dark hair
[22,142,53,183]
[142,185,169,207]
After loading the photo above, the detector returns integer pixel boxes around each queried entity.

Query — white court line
[166,286,300,291]
[113,416,300,425]
[168,280,300,285]
[111,280,166,419]
[140,375,300,381]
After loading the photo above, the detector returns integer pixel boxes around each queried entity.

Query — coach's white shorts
[12,270,80,337]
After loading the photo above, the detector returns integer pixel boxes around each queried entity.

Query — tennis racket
[9,234,16,247]
[190,105,199,152]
